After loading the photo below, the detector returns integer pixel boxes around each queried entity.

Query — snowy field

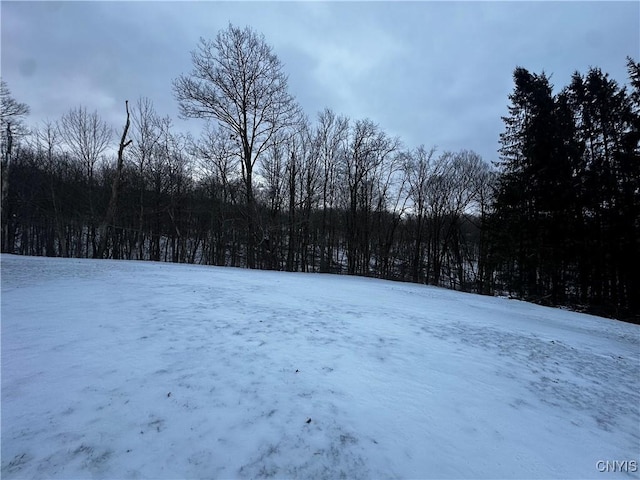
[1,254,638,479]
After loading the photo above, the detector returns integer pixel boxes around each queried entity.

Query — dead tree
[96,100,133,259]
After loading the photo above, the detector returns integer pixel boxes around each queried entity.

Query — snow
[1,254,638,479]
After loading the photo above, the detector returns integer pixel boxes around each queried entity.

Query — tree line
[493,60,639,321]
[1,24,638,322]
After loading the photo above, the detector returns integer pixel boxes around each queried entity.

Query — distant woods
[1,24,638,322]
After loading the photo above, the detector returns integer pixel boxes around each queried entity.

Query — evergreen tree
[566,66,638,317]
[623,58,640,318]
[493,62,639,320]
[493,67,577,302]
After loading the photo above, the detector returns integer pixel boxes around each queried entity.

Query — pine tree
[565,66,638,318]
[493,67,580,304]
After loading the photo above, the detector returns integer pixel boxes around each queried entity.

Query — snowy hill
[1,254,638,479]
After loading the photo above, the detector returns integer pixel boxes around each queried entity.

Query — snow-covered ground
[1,254,638,479]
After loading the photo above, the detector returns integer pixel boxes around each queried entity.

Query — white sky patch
[267,9,408,120]
[41,75,118,127]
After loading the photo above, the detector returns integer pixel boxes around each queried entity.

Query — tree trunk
[97,101,132,259]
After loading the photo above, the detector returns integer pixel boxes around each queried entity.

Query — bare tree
[283,120,315,272]
[259,132,288,269]
[416,150,490,288]
[341,118,401,275]
[146,115,174,262]
[1,79,30,253]
[174,23,300,268]
[194,121,242,265]
[58,106,112,185]
[294,120,321,272]
[97,101,133,259]
[405,145,437,282]
[163,131,194,264]
[314,108,349,272]
[1,79,30,158]
[57,106,112,256]
[371,146,408,278]
[30,120,68,256]
[130,97,163,258]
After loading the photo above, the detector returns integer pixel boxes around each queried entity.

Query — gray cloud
[2,1,638,162]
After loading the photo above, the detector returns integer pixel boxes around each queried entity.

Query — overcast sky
[2,1,639,162]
